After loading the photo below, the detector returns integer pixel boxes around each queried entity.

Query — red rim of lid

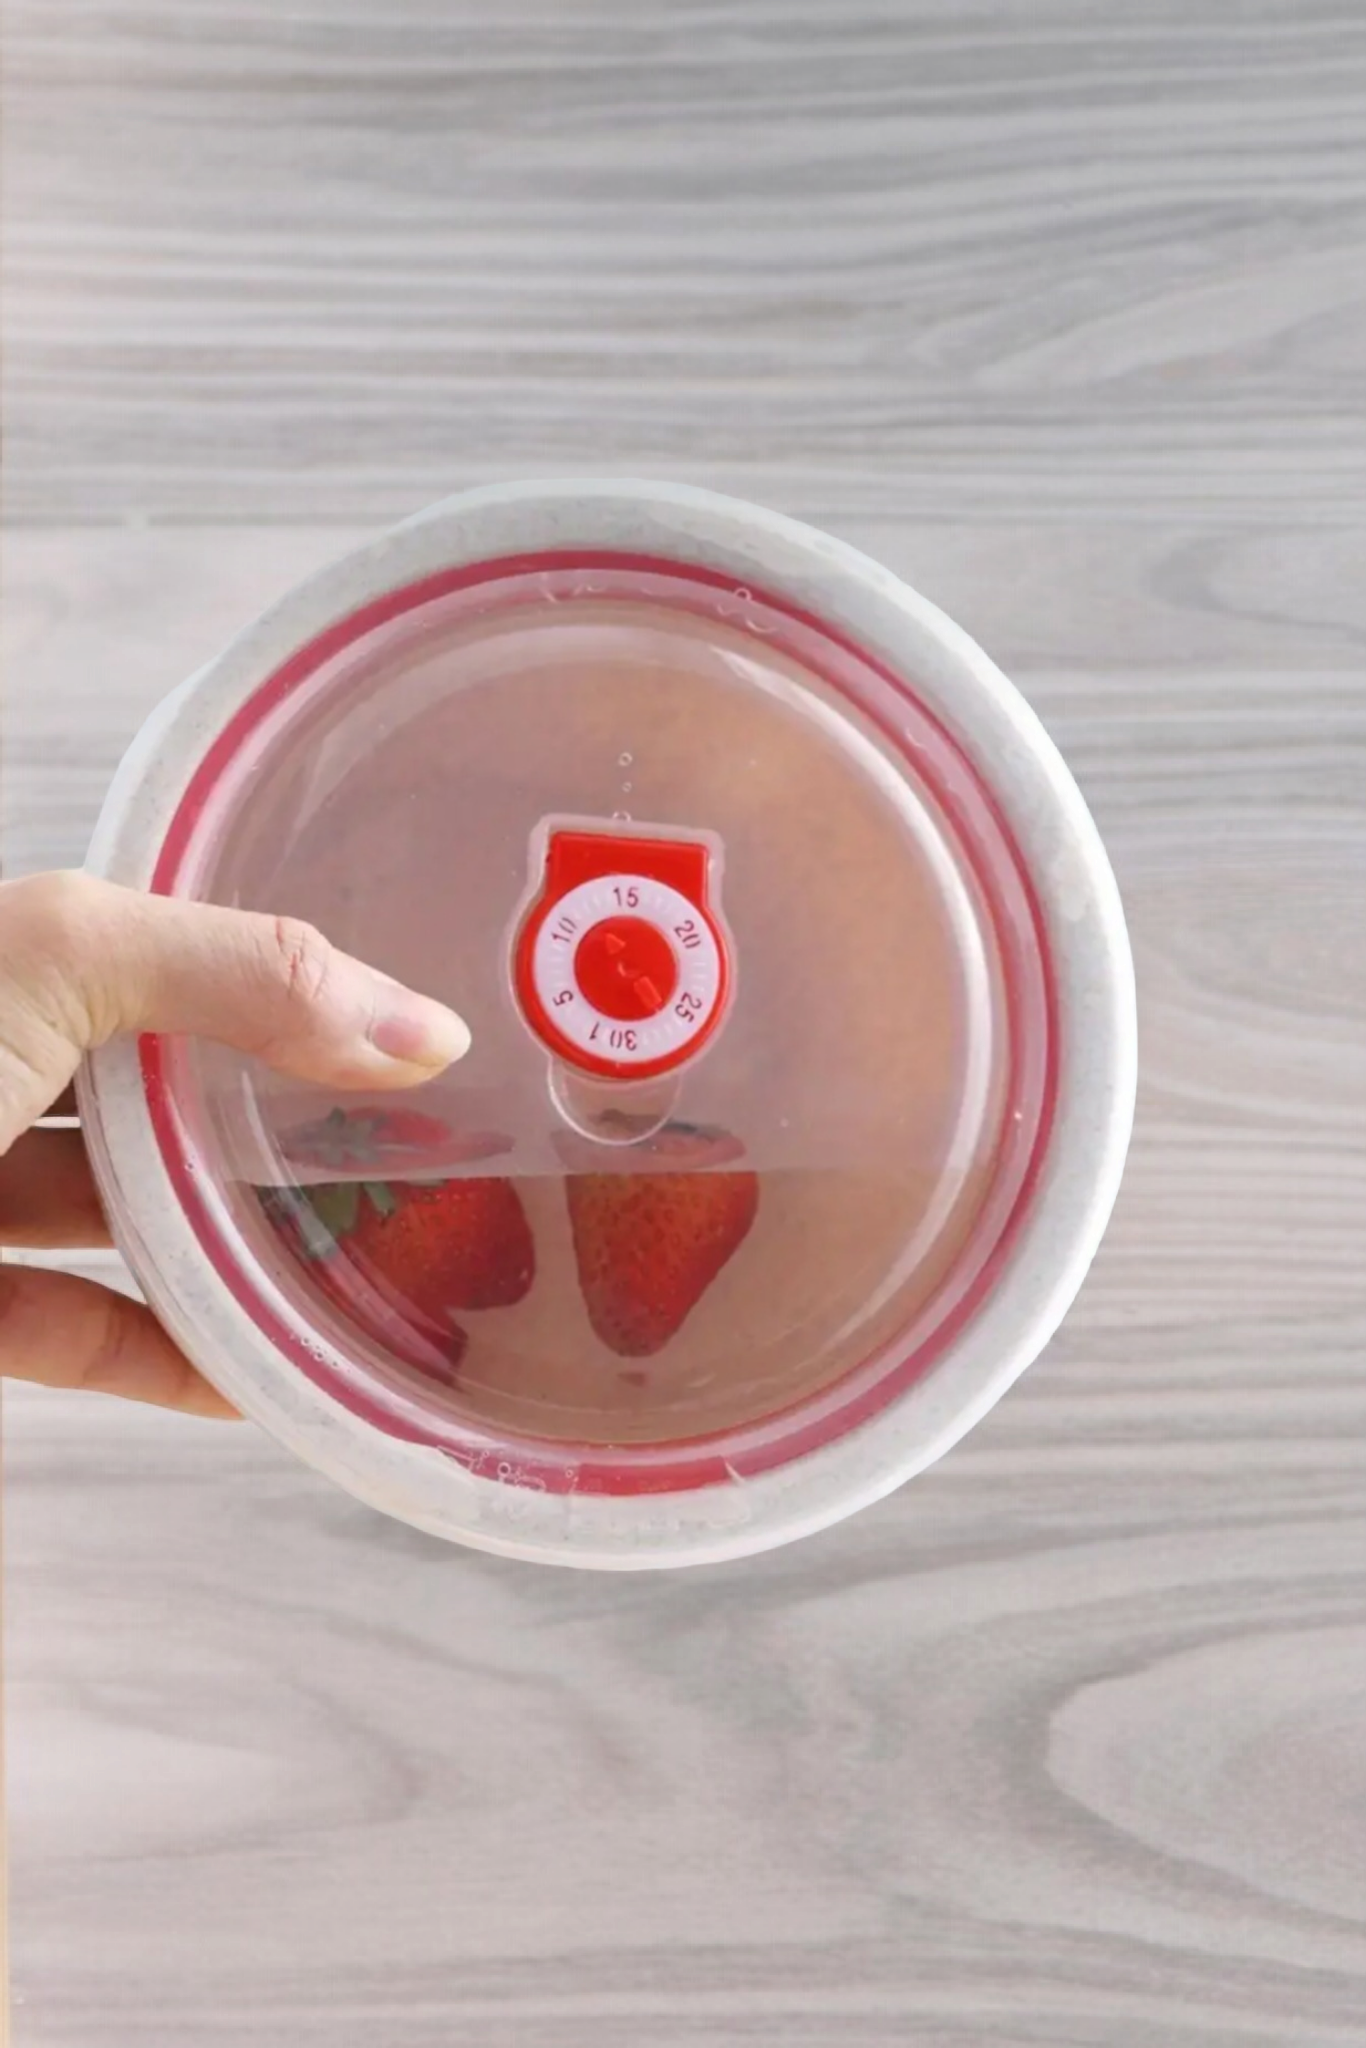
[139,550,1059,1498]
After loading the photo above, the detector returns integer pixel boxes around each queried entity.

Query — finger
[0,1127,110,1247]
[0,1263,238,1418]
[0,873,470,1148]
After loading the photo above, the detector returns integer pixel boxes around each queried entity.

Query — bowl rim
[79,479,1136,1569]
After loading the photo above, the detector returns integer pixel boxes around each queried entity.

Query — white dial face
[531,872,724,1067]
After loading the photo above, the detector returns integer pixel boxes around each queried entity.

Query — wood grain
[5,0,1366,524]
[4,2,1366,2044]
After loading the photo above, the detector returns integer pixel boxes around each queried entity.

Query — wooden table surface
[4,4,1365,2043]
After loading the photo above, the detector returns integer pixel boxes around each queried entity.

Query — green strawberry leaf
[361,1180,399,1220]
[305,1182,361,1246]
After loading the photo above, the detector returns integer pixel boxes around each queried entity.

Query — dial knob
[573,916,679,1021]
[514,825,731,1080]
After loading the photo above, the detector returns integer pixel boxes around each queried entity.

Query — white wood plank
[4,0,1365,523]
[4,2,1366,2042]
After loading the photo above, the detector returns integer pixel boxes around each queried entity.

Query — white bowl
[80,481,1136,1568]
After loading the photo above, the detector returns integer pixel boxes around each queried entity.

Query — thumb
[0,873,470,1150]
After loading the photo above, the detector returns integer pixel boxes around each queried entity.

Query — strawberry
[281,1104,511,1177]
[256,1109,533,1383]
[565,1122,759,1358]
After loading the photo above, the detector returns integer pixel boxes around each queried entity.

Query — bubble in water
[735,586,752,602]
[612,809,632,822]
[621,781,633,794]
[618,751,633,768]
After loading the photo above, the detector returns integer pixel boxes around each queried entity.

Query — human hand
[0,873,469,1417]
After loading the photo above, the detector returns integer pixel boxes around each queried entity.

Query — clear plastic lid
[140,554,1054,1494]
